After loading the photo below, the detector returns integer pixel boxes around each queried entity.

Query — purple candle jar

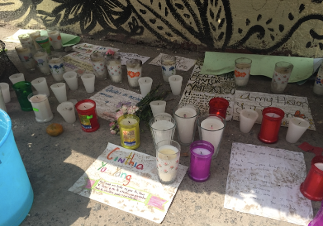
[189,140,214,182]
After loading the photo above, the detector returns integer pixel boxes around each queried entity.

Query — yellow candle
[118,114,140,149]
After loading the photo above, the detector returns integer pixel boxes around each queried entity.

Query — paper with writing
[149,53,196,71]
[69,143,188,223]
[224,142,313,226]
[89,85,142,121]
[179,62,235,120]
[233,90,316,130]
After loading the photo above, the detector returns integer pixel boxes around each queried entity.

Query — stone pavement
[0,26,322,226]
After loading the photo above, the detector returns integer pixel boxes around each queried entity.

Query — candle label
[92,61,107,75]
[78,114,92,129]
[161,65,176,77]
[108,65,122,76]
[156,158,179,174]
[272,71,291,85]
[127,70,141,78]
[49,63,65,75]
[122,129,137,146]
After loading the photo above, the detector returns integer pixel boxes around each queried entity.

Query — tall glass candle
[156,140,180,184]
[35,36,51,54]
[0,86,7,112]
[117,114,140,149]
[50,83,67,103]
[0,83,10,103]
[198,114,225,157]
[28,93,53,122]
[15,46,36,70]
[57,101,76,123]
[33,49,50,75]
[106,53,122,83]
[63,71,78,91]
[189,140,214,182]
[149,113,176,147]
[29,30,41,49]
[286,117,310,143]
[47,30,62,50]
[12,81,33,111]
[271,61,293,94]
[75,99,100,132]
[48,57,65,82]
[9,73,25,85]
[31,77,50,97]
[90,52,107,80]
[161,54,176,82]
[18,34,36,54]
[258,107,285,143]
[234,57,252,87]
[138,77,153,97]
[209,97,229,119]
[126,59,142,87]
[174,105,199,145]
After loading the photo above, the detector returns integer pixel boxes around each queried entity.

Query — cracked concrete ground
[0,26,322,226]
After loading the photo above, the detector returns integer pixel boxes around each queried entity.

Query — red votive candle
[189,140,214,182]
[258,107,284,143]
[209,97,229,119]
[75,99,100,132]
[300,156,323,201]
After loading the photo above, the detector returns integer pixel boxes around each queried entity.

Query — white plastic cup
[57,101,76,123]
[150,100,166,117]
[9,73,25,85]
[50,83,67,103]
[31,77,50,97]
[138,77,153,97]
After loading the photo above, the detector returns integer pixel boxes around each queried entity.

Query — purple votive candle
[189,140,214,182]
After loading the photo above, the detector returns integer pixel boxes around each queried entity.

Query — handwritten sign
[72,43,119,55]
[69,143,188,223]
[179,63,235,120]
[233,90,316,130]
[118,52,150,65]
[149,53,196,71]
[224,142,313,226]
[89,85,142,121]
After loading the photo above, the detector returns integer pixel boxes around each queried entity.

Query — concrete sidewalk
[0,26,322,226]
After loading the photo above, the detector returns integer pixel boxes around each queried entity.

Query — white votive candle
[81,74,95,93]
[0,83,10,103]
[174,106,198,144]
[286,117,310,143]
[57,102,76,123]
[50,83,67,103]
[9,73,25,84]
[168,75,183,95]
[150,100,166,116]
[120,117,138,126]
[0,86,7,112]
[31,77,50,97]
[239,109,259,133]
[265,112,281,118]
[138,77,153,97]
[200,116,224,156]
[63,71,78,91]
[28,94,53,122]
[157,145,180,183]
[77,102,95,110]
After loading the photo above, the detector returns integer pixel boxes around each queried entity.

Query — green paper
[40,30,80,47]
[201,52,314,83]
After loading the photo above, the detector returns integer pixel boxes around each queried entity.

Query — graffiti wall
[1,0,323,57]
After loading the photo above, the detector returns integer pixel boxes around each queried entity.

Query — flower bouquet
[109,84,169,134]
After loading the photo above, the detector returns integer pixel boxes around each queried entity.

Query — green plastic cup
[12,81,33,111]
[35,36,51,54]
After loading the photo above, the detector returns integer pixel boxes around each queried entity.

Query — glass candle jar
[126,59,142,88]
[118,114,140,149]
[234,57,252,87]
[161,54,176,82]
[15,46,36,70]
[75,99,100,132]
[106,53,122,83]
[313,63,323,96]
[90,52,108,80]
[271,61,293,94]
[208,97,229,119]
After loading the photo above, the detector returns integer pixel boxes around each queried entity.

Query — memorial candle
[189,140,214,182]
[0,83,10,103]
[28,93,53,122]
[50,83,67,103]
[174,105,198,145]
[138,77,153,97]
[75,99,100,132]
[258,107,284,143]
[9,73,25,85]
[31,77,50,97]
[57,102,76,123]
[239,109,259,133]
[118,114,140,149]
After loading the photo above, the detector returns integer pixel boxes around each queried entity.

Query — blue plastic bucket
[0,110,33,226]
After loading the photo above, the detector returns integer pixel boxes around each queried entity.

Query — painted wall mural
[1,0,323,57]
